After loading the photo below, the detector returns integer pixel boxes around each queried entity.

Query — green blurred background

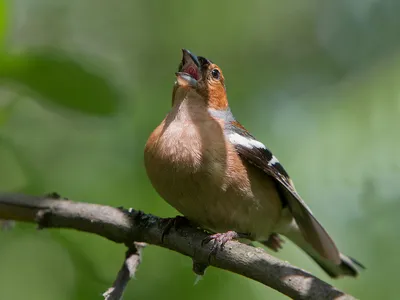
[0,0,399,299]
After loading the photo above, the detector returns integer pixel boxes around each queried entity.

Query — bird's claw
[202,231,240,258]
[262,233,284,252]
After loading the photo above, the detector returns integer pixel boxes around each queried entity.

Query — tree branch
[0,193,356,300]
[103,242,146,300]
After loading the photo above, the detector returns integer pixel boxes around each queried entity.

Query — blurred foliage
[0,52,119,115]
[0,1,6,48]
[0,0,399,299]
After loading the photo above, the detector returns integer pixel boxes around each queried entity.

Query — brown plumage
[144,49,364,278]
[145,89,282,238]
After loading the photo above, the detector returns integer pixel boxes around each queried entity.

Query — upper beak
[181,49,200,68]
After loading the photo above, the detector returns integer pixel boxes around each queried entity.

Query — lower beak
[175,72,198,88]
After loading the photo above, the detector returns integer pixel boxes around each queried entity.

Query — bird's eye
[211,69,220,80]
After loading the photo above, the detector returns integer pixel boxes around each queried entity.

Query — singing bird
[144,49,364,277]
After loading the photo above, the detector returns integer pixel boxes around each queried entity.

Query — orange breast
[144,101,283,240]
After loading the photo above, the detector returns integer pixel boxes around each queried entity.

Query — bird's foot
[262,233,284,252]
[202,231,247,259]
[161,216,190,243]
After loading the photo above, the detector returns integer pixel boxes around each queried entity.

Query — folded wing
[226,123,341,265]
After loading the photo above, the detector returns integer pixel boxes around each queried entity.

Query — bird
[144,49,364,278]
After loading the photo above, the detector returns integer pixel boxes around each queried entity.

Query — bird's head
[174,49,228,110]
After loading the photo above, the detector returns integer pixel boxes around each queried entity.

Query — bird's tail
[284,225,365,278]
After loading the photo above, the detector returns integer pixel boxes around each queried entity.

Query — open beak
[176,49,200,88]
[181,49,200,69]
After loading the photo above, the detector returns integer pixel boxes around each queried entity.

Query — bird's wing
[226,123,341,264]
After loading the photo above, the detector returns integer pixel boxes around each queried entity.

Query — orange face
[176,49,228,110]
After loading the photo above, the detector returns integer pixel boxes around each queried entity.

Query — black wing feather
[227,123,341,264]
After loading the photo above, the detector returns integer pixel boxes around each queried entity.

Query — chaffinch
[144,49,364,278]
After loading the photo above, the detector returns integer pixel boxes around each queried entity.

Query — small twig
[103,242,146,300]
[0,193,357,300]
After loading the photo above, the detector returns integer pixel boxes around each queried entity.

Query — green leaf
[0,96,17,127]
[0,143,27,190]
[0,0,7,48]
[0,52,119,115]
